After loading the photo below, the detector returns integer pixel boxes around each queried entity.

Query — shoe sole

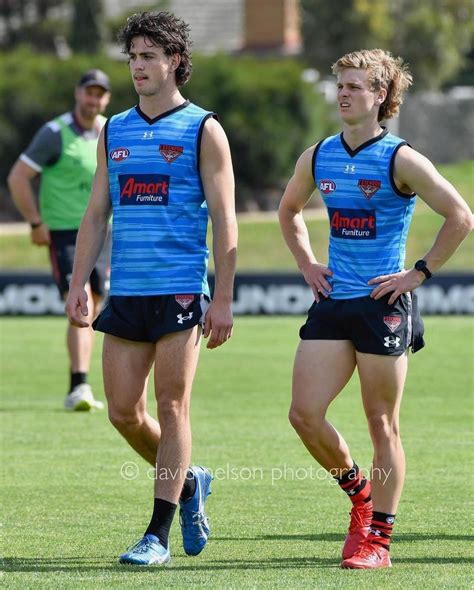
[64,400,104,411]
[182,468,213,556]
[341,561,392,569]
[119,557,171,566]
[341,565,392,569]
[64,400,93,412]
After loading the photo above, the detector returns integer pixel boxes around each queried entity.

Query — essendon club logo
[358,179,381,199]
[119,174,170,206]
[160,144,183,163]
[110,147,130,161]
[319,179,336,194]
[175,295,195,310]
[383,315,402,333]
[328,207,376,239]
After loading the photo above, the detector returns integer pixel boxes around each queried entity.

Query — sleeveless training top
[38,113,105,229]
[106,101,214,296]
[313,129,416,299]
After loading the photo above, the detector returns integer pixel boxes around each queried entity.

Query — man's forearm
[70,211,109,289]
[8,172,41,224]
[211,217,237,302]
[279,209,317,272]
[423,214,473,273]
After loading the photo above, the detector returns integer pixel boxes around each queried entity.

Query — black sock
[179,469,197,503]
[70,372,87,392]
[144,498,177,548]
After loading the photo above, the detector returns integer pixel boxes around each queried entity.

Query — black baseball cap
[78,69,111,91]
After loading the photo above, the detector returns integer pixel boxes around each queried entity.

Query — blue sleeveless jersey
[106,101,214,296]
[313,129,416,299]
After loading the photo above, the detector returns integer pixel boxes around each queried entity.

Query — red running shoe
[341,499,373,560]
[341,540,392,569]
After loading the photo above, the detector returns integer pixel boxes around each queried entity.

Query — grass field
[1,161,472,272]
[1,316,473,589]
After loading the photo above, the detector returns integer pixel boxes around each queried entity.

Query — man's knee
[157,395,189,426]
[367,412,400,444]
[108,407,144,432]
[288,403,322,435]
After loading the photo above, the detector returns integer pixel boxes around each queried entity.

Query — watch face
[415,260,431,278]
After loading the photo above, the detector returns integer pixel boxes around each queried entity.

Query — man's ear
[377,87,388,105]
[170,53,181,73]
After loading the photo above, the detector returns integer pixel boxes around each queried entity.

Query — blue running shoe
[119,534,171,566]
[179,465,213,556]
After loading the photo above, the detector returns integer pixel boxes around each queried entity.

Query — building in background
[243,0,301,55]
[104,0,300,55]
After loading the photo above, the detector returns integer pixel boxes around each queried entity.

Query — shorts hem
[93,320,202,343]
[353,344,408,356]
[299,334,349,341]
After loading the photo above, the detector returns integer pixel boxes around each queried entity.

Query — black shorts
[49,229,111,298]
[92,294,210,343]
[299,293,425,356]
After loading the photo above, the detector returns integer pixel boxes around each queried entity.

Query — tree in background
[390,0,474,90]
[69,0,103,54]
[0,0,66,52]
[302,0,391,72]
[0,0,105,54]
[302,0,474,90]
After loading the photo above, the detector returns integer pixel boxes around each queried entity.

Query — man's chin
[136,89,155,97]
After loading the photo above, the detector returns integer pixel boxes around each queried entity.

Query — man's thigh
[102,334,155,413]
[356,351,408,416]
[293,339,356,413]
[153,325,202,401]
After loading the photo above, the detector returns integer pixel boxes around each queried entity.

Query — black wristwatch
[414,259,432,280]
[30,220,43,229]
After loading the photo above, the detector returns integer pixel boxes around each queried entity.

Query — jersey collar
[135,100,190,125]
[340,127,388,158]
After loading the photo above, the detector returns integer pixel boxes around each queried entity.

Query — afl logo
[110,148,130,161]
[319,179,336,194]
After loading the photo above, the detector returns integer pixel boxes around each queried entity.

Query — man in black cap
[8,69,112,411]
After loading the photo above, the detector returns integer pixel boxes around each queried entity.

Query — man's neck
[138,89,185,120]
[73,110,95,131]
[341,122,384,151]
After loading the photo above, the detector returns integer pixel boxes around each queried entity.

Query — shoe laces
[180,510,207,528]
[348,502,372,534]
[127,537,156,555]
[354,540,384,560]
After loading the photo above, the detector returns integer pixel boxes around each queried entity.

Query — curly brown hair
[332,49,413,121]
[118,11,192,87]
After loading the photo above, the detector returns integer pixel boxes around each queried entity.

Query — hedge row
[0,49,337,213]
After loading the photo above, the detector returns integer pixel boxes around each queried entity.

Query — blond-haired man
[279,49,472,569]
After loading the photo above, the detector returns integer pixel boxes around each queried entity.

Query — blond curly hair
[332,49,413,121]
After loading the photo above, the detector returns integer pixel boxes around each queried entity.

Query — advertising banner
[0,272,473,316]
